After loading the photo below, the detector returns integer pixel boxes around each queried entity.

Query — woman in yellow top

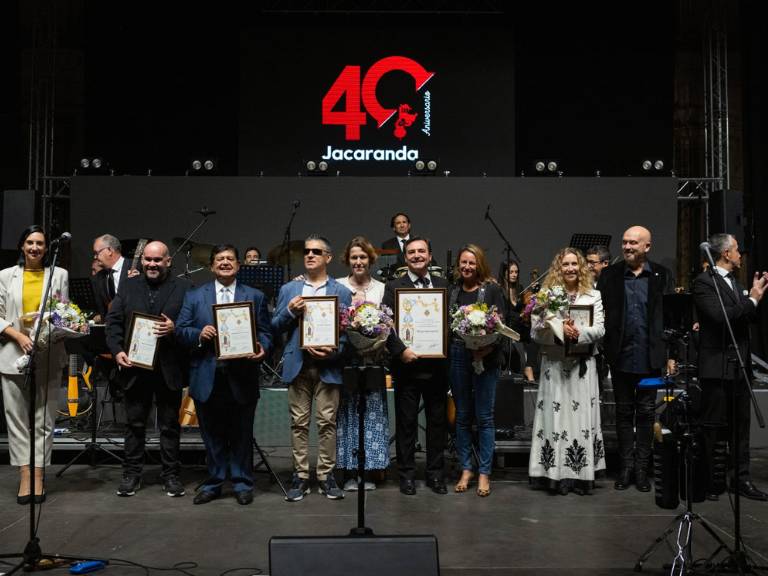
[0,225,69,504]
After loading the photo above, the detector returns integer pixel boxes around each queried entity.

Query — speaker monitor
[495,374,525,428]
[269,535,439,576]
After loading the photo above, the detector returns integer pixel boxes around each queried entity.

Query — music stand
[237,265,284,304]
[569,233,612,255]
[68,277,97,313]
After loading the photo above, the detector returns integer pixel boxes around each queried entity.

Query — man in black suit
[92,234,136,321]
[106,241,191,497]
[693,233,768,501]
[380,212,412,266]
[382,236,448,495]
[598,226,674,492]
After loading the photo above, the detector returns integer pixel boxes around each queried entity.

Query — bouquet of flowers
[15,292,90,372]
[339,301,394,358]
[451,303,519,374]
[522,285,569,330]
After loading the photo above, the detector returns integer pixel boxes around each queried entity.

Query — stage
[1,448,767,575]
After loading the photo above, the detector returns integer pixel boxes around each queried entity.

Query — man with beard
[383,237,449,495]
[693,233,768,501]
[598,226,674,492]
[106,241,190,497]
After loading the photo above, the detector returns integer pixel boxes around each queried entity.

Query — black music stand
[237,265,284,304]
[68,277,97,314]
[569,233,612,255]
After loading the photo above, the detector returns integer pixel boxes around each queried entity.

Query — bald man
[597,226,674,492]
[106,241,192,497]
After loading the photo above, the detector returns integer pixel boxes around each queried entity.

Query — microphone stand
[0,240,104,572]
[704,264,765,574]
[485,205,522,272]
[172,207,213,279]
[281,201,300,282]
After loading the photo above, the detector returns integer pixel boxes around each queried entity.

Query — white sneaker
[364,481,376,491]
[343,479,358,491]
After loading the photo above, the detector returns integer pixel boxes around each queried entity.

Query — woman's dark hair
[17,224,49,267]
[497,259,521,293]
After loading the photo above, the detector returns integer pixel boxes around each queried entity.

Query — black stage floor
[1,448,767,576]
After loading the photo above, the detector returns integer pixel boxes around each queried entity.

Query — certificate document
[565,304,594,356]
[213,302,257,360]
[395,288,447,358]
[300,296,339,349]
[127,312,162,370]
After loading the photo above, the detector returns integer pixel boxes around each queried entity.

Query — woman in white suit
[0,225,68,503]
[528,247,606,496]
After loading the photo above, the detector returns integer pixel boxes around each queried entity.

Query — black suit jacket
[693,270,755,381]
[92,259,132,319]
[383,273,449,374]
[381,237,407,265]
[105,274,191,391]
[597,260,674,372]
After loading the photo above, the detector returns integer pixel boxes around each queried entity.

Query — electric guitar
[60,354,93,418]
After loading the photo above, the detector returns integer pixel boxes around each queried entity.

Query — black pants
[394,369,447,481]
[612,371,657,471]
[123,373,182,479]
[699,377,751,488]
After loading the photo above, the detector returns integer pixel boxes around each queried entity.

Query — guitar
[60,354,93,418]
[130,238,149,276]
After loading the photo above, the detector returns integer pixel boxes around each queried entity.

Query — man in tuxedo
[176,244,272,505]
[598,226,674,492]
[382,236,449,495]
[92,234,136,321]
[105,241,190,497]
[380,212,412,266]
[693,233,768,501]
[272,235,352,502]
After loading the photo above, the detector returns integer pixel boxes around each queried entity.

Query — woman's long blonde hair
[541,247,593,294]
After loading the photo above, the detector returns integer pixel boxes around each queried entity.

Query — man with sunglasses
[105,241,191,497]
[272,235,352,502]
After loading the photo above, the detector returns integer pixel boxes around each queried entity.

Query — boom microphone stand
[281,200,300,282]
[0,236,103,573]
[173,206,215,279]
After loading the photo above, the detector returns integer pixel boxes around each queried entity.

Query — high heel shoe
[18,464,31,505]
[17,494,31,505]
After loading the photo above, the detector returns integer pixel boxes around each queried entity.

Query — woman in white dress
[528,247,605,495]
[335,236,390,490]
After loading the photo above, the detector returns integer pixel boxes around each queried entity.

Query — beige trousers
[288,365,340,480]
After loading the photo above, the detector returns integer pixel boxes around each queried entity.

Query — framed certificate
[395,288,447,358]
[213,302,257,360]
[565,304,594,356]
[127,312,162,370]
[300,296,339,349]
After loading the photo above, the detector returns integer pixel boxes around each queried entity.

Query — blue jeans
[449,342,498,475]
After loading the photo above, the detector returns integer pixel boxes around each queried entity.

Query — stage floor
[1,449,767,576]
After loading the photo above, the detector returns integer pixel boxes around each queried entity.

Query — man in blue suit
[176,244,273,505]
[272,234,352,502]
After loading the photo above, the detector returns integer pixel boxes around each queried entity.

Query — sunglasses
[304,248,325,256]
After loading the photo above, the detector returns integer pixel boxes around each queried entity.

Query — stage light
[535,161,546,173]
[532,159,560,176]
[303,160,331,176]
[318,160,328,172]
[187,157,218,176]
[547,161,558,173]
[640,158,665,174]
[654,160,664,171]
[306,160,317,172]
[415,160,426,171]
[642,160,653,171]
[76,157,110,175]
[426,160,438,171]
[410,159,438,176]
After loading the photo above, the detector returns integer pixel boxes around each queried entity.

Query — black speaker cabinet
[495,373,525,429]
[269,535,440,576]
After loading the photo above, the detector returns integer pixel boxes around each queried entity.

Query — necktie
[220,287,232,304]
[107,269,116,299]
[725,273,737,293]
[400,238,406,252]
[415,276,428,288]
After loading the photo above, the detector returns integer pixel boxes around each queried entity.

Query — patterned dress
[528,288,606,486]
[335,277,391,471]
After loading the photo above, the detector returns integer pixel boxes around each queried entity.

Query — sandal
[476,474,491,497]
[454,471,473,493]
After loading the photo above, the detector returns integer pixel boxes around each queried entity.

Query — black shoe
[706,492,720,502]
[285,474,311,502]
[17,494,31,505]
[33,492,46,504]
[318,475,344,500]
[116,475,141,497]
[399,479,417,495]
[614,469,633,491]
[739,481,768,501]
[235,490,254,505]
[193,490,218,505]
[163,475,186,497]
[426,477,447,495]
[558,479,572,495]
[635,470,651,492]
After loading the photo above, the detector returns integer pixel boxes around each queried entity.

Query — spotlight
[303,160,330,176]
[188,157,218,176]
[640,158,666,175]
[410,159,438,176]
[318,160,328,172]
[642,160,653,171]
[531,159,560,176]
[535,161,546,173]
[415,160,426,171]
[546,161,558,173]
[654,160,664,171]
[76,157,110,175]
[426,160,438,171]
[306,160,317,172]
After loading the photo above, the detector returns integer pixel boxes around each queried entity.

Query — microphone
[484,204,491,220]
[52,232,72,243]
[292,200,301,208]
[700,241,716,270]
[196,206,216,217]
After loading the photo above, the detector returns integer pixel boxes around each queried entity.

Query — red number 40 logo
[322,56,434,141]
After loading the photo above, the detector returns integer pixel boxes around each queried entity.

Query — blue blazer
[176,282,273,404]
[271,278,352,385]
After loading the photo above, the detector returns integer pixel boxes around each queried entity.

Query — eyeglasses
[92,246,111,259]
[303,248,325,256]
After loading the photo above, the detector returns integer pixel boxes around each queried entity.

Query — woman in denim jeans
[449,244,506,497]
